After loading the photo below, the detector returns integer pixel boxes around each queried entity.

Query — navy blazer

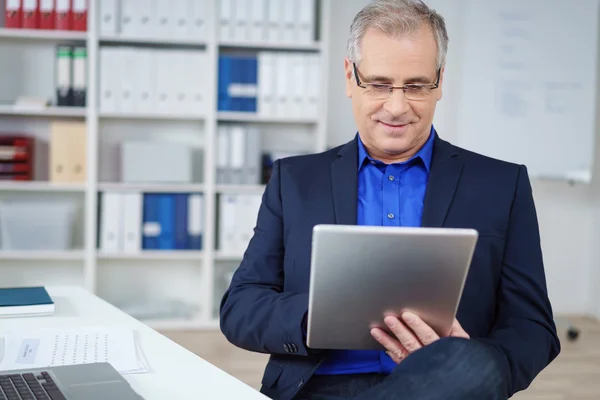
[220,134,561,400]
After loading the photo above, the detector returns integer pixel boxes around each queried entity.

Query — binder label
[56,0,69,12]
[143,222,161,236]
[41,0,53,11]
[7,0,20,10]
[23,0,36,11]
[74,0,87,12]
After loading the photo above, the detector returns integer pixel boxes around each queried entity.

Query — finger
[401,312,440,345]
[371,328,408,363]
[450,319,470,339]
[384,316,422,353]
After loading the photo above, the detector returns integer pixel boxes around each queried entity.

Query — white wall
[326,0,600,317]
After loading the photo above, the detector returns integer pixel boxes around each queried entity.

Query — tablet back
[306,225,478,350]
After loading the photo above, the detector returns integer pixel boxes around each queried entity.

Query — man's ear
[436,65,446,101]
[344,58,354,98]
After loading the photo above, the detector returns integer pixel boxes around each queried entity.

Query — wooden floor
[162,316,600,399]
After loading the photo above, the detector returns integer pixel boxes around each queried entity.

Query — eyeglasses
[353,63,441,101]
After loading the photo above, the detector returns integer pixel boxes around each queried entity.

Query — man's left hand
[370,312,470,364]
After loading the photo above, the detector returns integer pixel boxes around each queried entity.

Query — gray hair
[347,0,449,69]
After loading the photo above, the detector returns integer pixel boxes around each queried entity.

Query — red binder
[4,0,22,28]
[54,0,71,30]
[22,0,39,29]
[71,0,86,31]
[39,0,55,30]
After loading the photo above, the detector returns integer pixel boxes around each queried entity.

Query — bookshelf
[0,0,332,330]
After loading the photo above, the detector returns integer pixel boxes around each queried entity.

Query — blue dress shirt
[314,127,435,375]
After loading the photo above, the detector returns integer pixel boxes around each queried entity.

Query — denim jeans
[295,337,508,400]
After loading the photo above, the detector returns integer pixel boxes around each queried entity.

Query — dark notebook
[0,286,54,317]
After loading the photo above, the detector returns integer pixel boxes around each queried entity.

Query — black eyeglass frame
[352,62,441,97]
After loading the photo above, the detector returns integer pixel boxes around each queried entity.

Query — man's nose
[382,89,412,116]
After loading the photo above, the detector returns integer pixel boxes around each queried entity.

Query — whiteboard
[453,0,600,182]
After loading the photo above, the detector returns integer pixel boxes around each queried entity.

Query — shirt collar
[357,125,435,172]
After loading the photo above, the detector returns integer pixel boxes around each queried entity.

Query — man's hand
[370,312,470,364]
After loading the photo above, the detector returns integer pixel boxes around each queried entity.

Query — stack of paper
[0,327,149,375]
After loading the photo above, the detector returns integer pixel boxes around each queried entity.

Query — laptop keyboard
[0,372,66,400]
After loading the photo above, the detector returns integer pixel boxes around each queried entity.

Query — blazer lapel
[330,137,358,225]
[421,136,464,228]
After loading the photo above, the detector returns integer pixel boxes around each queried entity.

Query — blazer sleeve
[475,165,561,396]
[219,159,312,356]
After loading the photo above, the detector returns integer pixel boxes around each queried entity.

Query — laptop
[306,224,478,350]
[0,363,144,400]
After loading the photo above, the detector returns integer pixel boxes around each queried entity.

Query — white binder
[99,48,118,112]
[291,54,307,118]
[134,49,154,113]
[244,126,262,184]
[229,126,246,185]
[220,0,235,41]
[282,0,296,43]
[119,0,138,37]
[217,125,231,184]
[189,52,206,114]
[188,0,206,40]
[99,0,119,35]
[187,194,204,249]
[171,0,189,39]
[119,47,135,112]
[218,195,238,253]
[307,54,321,119]
[233,0,250,42]
[297,0,316,43]
[154,0,172,38]
[250,0,266,42]
[258,52,276,117]
[266,0,281,43]
[122,193,143,253]
[100,192,124,253]
[275,53,291,117]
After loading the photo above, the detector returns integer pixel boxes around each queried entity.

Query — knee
[402,337,509,399]
[434,338,509,399]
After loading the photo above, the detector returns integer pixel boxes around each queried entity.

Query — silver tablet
[306,224,478,350]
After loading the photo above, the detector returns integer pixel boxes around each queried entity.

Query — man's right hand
[371,313,470,364]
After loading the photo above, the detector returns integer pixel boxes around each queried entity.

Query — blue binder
[142,193,161,250]
[158,194,175,250]
[174,194,189,250]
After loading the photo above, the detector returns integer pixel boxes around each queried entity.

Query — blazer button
[284,344,290,353]
[291,343,298,353]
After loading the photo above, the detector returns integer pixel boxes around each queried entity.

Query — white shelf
[0,28,87,42]
[0,251,85,261]
[98,251,204,261]
[216,184,266,195]
[0,181,86,192]
[214,252,243,261]
[98,183,205,193]
[219,40,321,51]
[217,112,319,124]
[0,105,86,118]
[144,318,218,331]
[99,111,206,121]
[99,34,206,47]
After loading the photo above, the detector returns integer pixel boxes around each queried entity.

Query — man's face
[345,25,444,163]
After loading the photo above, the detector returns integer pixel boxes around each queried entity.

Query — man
[220,0,560,399]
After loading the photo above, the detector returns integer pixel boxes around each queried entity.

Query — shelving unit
[0,0,331,330]
[0,105,86,118]
[0,182,85,192]
[99,111,206,121]
[0,28,87,42]
[0,251,85,261]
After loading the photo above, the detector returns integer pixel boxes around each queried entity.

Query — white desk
[0,286,267,399]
